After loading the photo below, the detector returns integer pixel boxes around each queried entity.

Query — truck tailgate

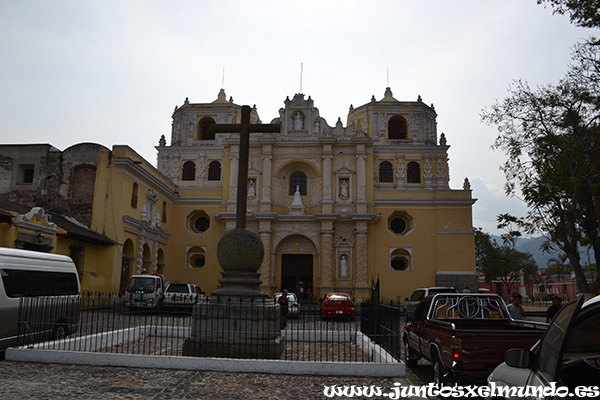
[453,327,543,372]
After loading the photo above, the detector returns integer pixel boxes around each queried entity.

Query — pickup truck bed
[403,294,547,384]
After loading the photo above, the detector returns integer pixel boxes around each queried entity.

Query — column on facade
[319,224,335,286]
[259,221,273,287]
[261,146,272,212]
[228,147,239,213]
[322,152,333,212]
[356,150,367,213]
[353,223,369,286]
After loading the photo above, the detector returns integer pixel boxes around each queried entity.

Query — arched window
[388,116,408,139]
[379,161,394,183]
[407,162,421,183]
[131,182,138,208]
[207,161,221,181]
[289,171,307,195]
[199,117,216,140]
[182,161,196,181]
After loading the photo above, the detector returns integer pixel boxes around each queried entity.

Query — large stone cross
[210,105,280,228]
[209,105,280,298]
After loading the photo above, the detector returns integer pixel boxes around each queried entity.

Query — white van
[124,274,165,310]
[0,247,81,351]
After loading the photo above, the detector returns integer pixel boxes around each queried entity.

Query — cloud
[470,176,529,235]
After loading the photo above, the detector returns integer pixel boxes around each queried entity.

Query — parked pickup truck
[403,293,547,385]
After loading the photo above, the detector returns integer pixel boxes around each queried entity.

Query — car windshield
[328,294,350,301]
[127,277,156,293]
[166,283,189,293]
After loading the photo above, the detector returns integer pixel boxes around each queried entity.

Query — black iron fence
[361,302,403,362]
[14,293,403,363]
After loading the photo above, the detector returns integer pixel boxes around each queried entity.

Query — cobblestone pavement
[0,360,420,400]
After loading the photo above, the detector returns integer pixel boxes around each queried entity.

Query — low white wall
[6,326,405,377]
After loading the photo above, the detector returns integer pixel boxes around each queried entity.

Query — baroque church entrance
[281,254,313,300]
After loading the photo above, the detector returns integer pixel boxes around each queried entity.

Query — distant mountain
[489,234,595,269]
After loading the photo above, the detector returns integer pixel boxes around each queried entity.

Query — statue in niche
[340,179,349,198]
[340,255,349,277]
[294,112,303,130]
[291,185,303,206]
[248,180,256,198]
[314,119,320,133]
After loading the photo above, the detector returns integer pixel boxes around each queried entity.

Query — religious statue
[294,112,303,130]
[340,255,349,277]
[340,179,349,198]
[248,180,256,198]
[291,185,303,206]
[314,119,320,133]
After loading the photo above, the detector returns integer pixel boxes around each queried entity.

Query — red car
[321,292,355,318]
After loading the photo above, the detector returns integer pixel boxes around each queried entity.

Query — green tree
[474,228,538,297]
[482,39,600,293]
[537,0,600,28]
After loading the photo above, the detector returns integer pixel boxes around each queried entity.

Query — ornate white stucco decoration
[15,207,58,230]
[275,234,317,255]
[424,158,433,180]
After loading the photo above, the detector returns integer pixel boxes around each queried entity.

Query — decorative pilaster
[354,223,369,286]
[228,148,239,212]
[320,230,334,286]
[356,150,367,213]
[259,230,273,286]
[323,154,333,201]
[261,150,272,212]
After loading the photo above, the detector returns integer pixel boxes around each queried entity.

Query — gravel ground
[0,360,420,400]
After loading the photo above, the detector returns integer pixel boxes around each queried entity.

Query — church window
[289,171,307,195]
[194,216,210,233]
[390,248,411,271]
[388,115,408,140]
[187,210,211,234]
[207,161,221,181]
[199,117,216,140]
[131,182,138,208]
[387,211,413,236]
[187,246,206,269]
[19,164,35,184]
[407,162,421,183]
[182,161,196,181]
[162,201,167,223]
[390,218,407,234]
[379,161,394,183]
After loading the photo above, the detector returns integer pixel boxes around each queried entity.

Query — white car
[486,294,600,399]
[163,282,205,311]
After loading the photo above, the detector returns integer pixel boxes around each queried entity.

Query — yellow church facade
[154,88,476,303]
[0,88,477,303]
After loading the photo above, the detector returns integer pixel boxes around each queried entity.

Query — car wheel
[404,340,418,367]
[433,355,450,387]
[52,323,68,340]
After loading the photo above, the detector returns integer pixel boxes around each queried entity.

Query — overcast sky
[0,0,595,235]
